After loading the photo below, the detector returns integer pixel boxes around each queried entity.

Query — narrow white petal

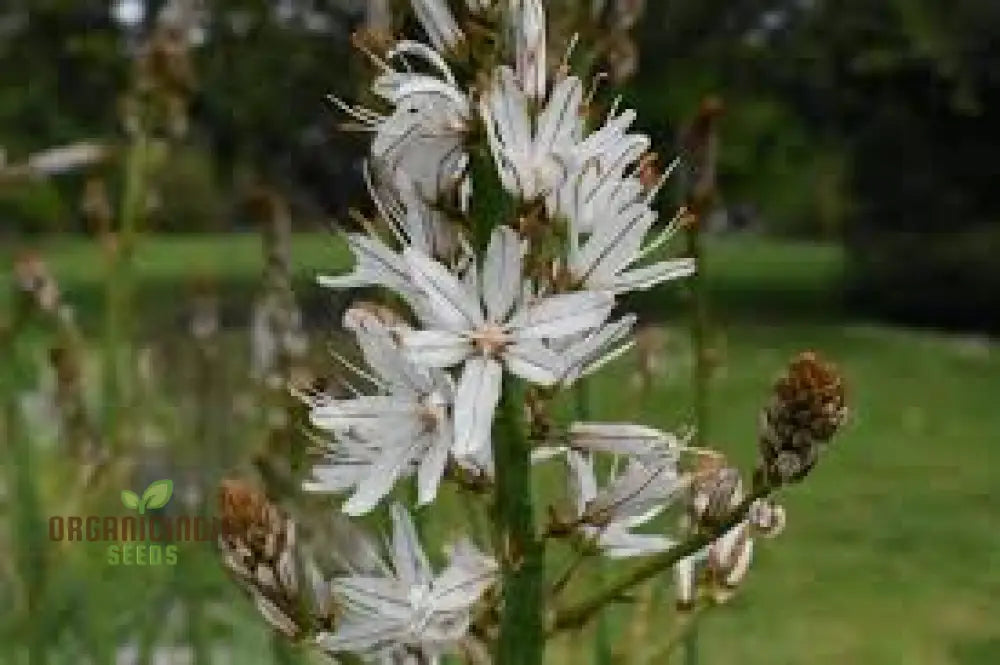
[418,432,452,505]
[510,291,613,340]
[405,249,484,330]
[482,226,522,323]
[606,258,696,294]
[400,329,472,368]
[452,356,503,457]
[599,530,675,559]
[342,433,426,516]
[502,342,563,386]
[390,503,433,588]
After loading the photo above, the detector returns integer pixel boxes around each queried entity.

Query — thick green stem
[493,380,544,665]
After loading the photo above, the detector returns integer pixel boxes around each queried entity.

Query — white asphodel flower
[568,197,695,295]
[411,0,465,53]
[567,450,685,558]
[401,225,614,458]
[305,309,455,515]
[548,106,652,235]
[480,68,584,200]
[331,40,470,201]
[317,504,498,663]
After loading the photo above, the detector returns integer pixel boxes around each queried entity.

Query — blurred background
[1,1,998,664]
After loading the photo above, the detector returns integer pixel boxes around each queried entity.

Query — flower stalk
[492,379,545,665]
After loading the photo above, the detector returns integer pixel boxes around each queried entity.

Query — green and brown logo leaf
[121,480,173,515]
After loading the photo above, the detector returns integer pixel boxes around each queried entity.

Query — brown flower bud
[758,351,847,485]
[690,463,743,528]
[218,481,334,640]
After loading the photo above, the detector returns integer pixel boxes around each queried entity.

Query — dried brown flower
[758,351,847,485]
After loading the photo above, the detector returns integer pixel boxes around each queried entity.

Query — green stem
[493,379,544,665]
[103,132,147,453]
[3,314,48,665]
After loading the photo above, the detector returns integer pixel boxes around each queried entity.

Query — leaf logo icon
[121,479,174,514]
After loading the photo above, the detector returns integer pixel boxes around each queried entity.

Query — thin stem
[550,486,769,634]
[493,379,545,665]
[103,131,147,453]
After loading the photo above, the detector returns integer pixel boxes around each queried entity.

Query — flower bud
[758,351,847,485]
[218,481,335,640]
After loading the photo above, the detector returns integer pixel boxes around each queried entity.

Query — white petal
[452,356,503,458]
[342,433,427,516]
[566,450,597,514]
[418,432,452,505]
[482,226,522,323]
[575,204,655,285]
[606,258,696,294]
[510,291,613,340]
[569,421,678,458]
[318,233,412,291]
[344,306,432,394]
[405,249,484,330]
[599,529,675,559]
[390,503,433,588]
[400,329,472,368]
[502,341,563,386]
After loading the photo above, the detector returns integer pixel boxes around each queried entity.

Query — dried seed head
[758,351,847,485]
[217,480,335,640]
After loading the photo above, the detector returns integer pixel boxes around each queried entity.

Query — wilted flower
[758,351,847,485]
[317,504,497,663]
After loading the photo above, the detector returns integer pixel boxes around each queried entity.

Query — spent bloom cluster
[221,1,849,662]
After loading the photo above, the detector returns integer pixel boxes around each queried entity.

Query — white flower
[331,41,470,201]
[568,197,695,294]
[410,0,465,53]
[317,504,497,663]
[305,310,455,515]
[400,226,614,457]
[547,107,652,235]
[480,68,584,200]
[567,450,684,558]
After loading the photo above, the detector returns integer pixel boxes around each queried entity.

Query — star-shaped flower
[401,225,614,457]
[566,450,685,558]
[305,309,455,515]
[317,504,497,664]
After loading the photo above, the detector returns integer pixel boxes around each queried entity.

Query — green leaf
[120,490,140,511]
[141,479,174,511]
